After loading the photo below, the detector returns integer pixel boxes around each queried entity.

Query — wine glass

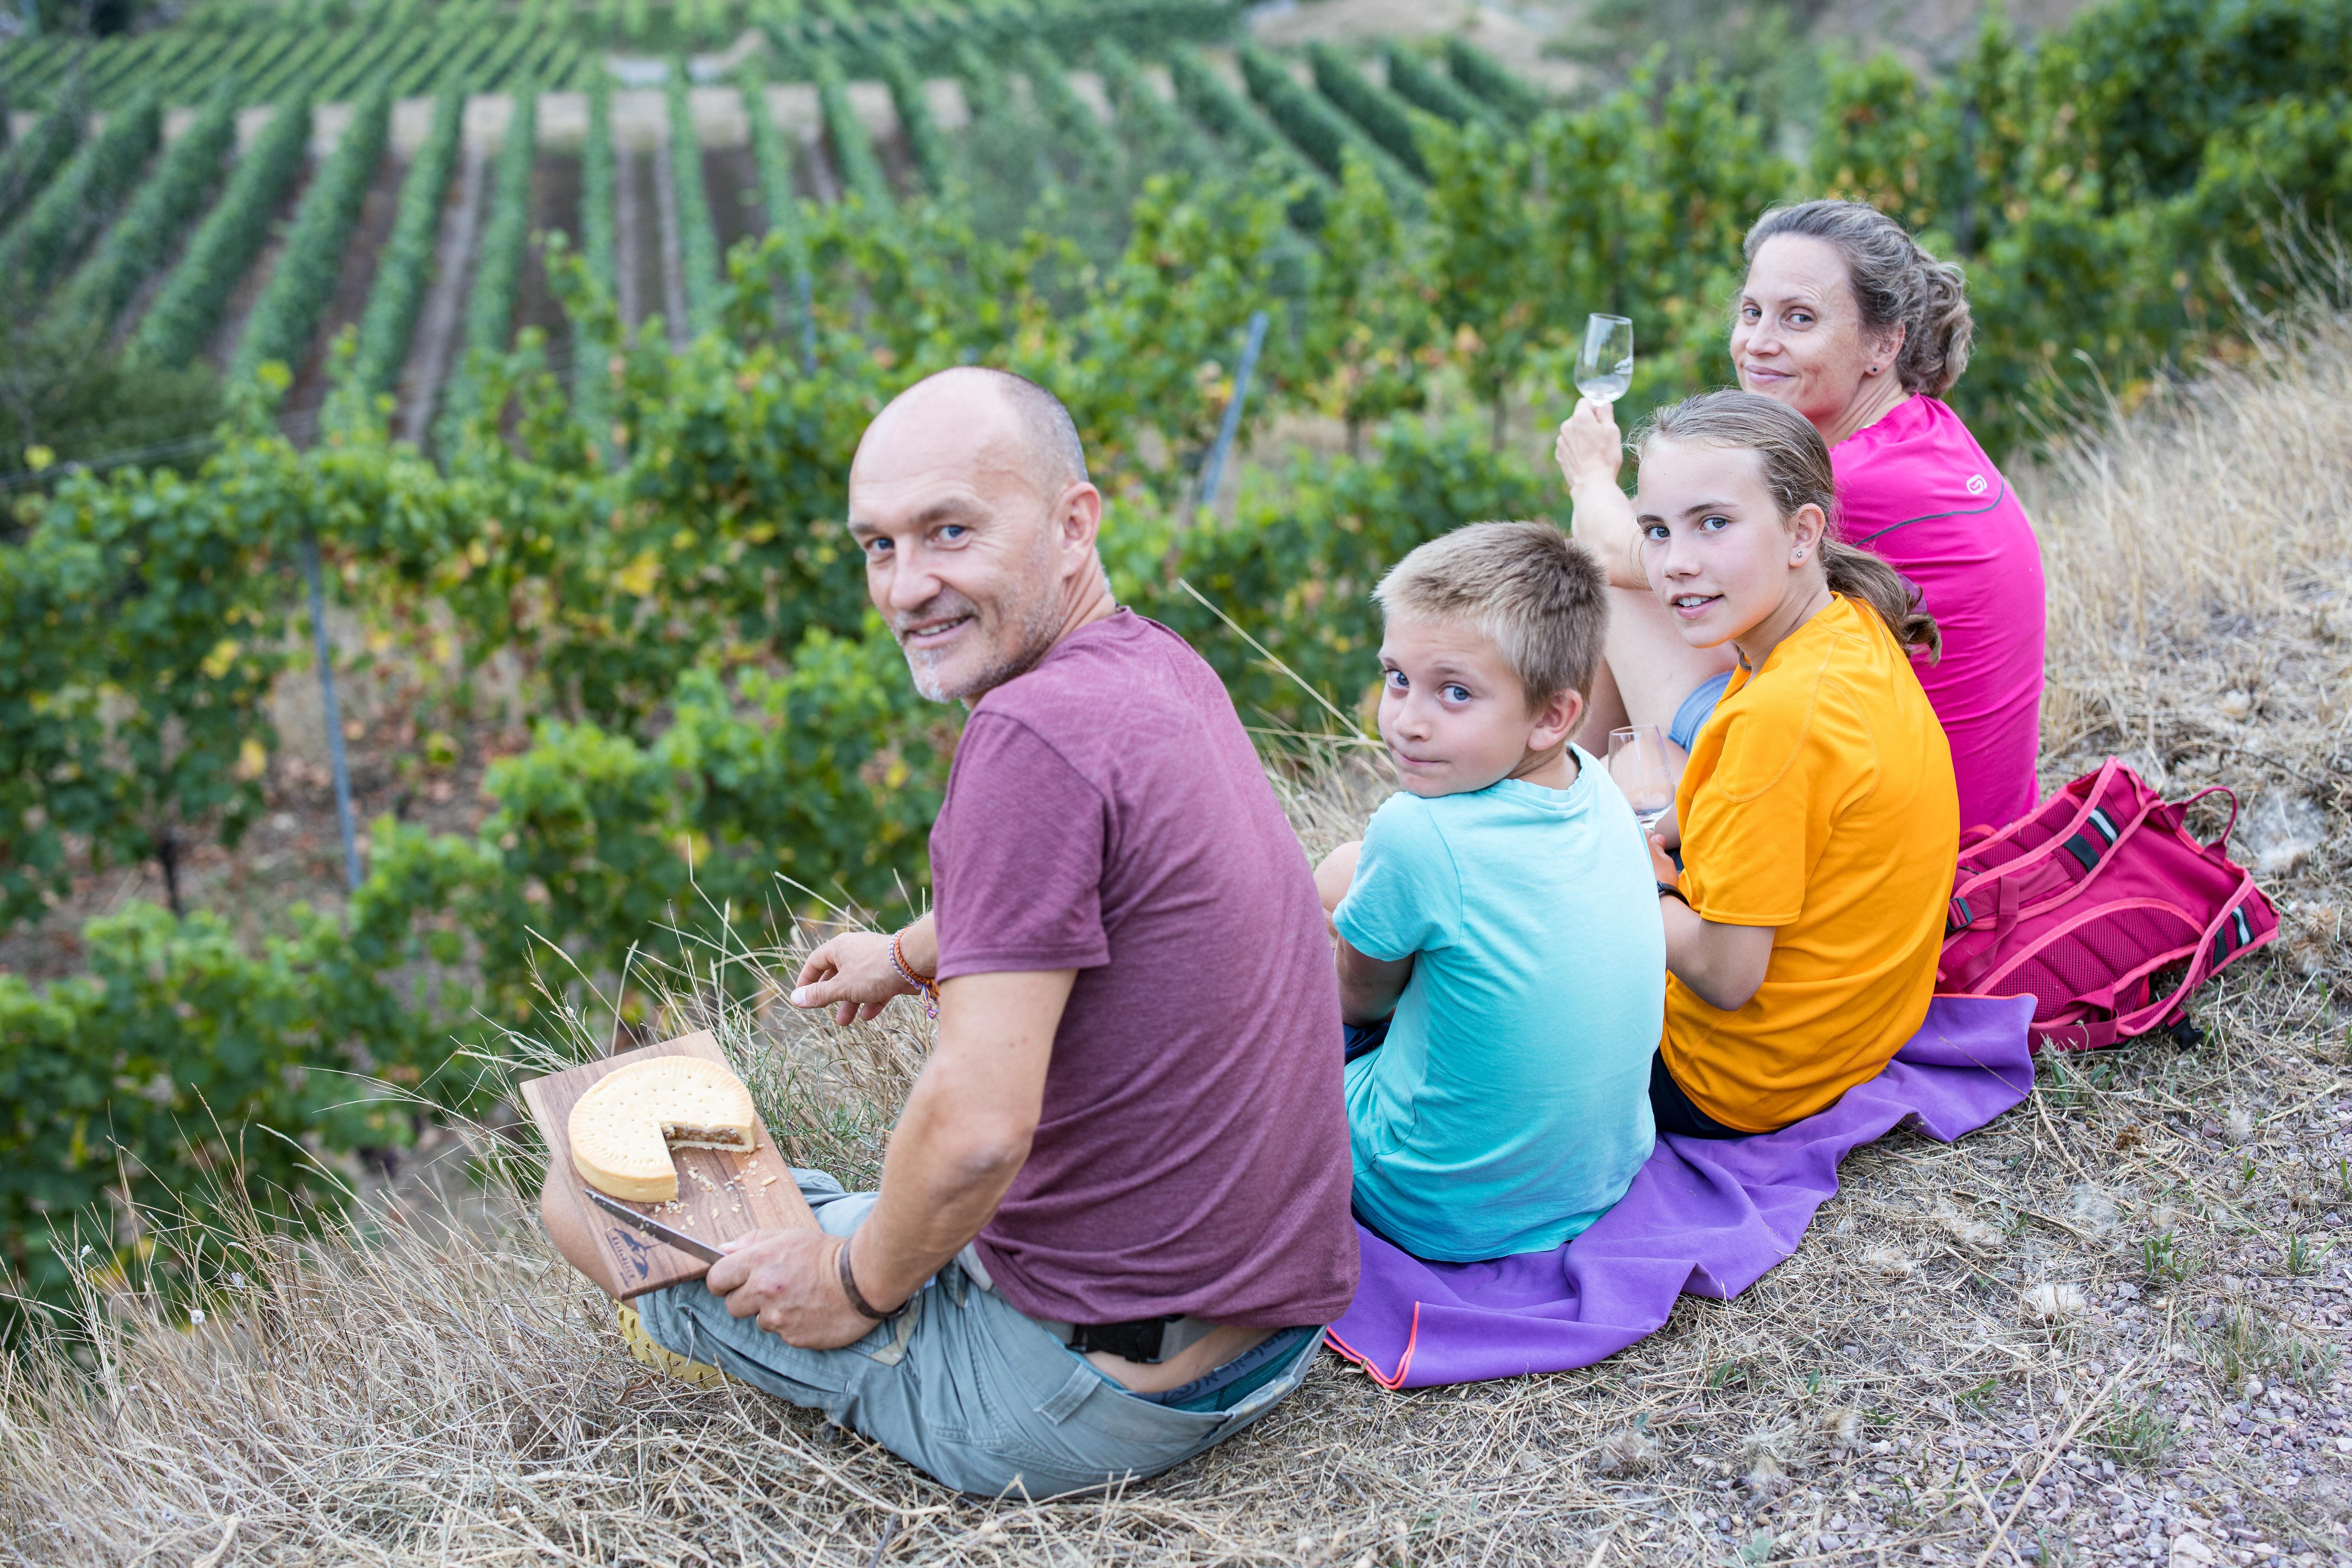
[1607,724,1674,835]
[1576,313,1634,404]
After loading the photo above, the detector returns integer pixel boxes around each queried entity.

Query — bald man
[542,368,1357,1498]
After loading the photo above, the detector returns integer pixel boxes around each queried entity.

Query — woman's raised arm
[1555,398,1650,592]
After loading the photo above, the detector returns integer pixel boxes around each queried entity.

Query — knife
[584,1186,726,1264]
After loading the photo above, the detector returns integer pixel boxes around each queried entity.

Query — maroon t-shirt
[931,609,1359,1328]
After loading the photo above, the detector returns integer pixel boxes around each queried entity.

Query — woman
[1560,199,2045,834]
[1631,390,1956,1136]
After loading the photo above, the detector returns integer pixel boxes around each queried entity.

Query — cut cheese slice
[569,1056,757,1203]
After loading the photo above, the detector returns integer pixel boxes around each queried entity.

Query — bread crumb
[760,1176,778,1186]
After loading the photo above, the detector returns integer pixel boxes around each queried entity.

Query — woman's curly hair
[1743,200,1973,398]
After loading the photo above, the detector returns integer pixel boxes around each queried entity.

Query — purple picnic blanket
[1324,994,2036,1388]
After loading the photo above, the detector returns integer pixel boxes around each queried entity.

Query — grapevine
[813,51,892,208]
[91,29,203,109]
[1018,38,1120,186]
[571,67,620,437]
[466,5,552,95]
[131,93,314,368]
[1308,42,1428,181]
[665,63,724,330]
[351,88,465,396]
[312,0,423,103]
[244,27,338,106]
[211,28,304,104]
[271,23,373,106]
[0,98,84,233]
[390,2,495,98]
[1443,36,1546,124]
[1167,46,1326,230]
[0,92,160,301]
[425,14,515,97]
[877,43,954,198]
[439,80,540,432]
[1381,46,1488,128]
[55,94,239,338]
[1093,38,1220,177]
[739,62,803,244]
[1239,42,1419,210]
[172,21,288,105]
[233,88,393,380]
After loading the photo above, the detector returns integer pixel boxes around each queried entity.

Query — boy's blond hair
[1372,520,1608,707]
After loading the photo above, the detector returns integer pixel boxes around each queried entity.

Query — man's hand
[1555,397,1624,494]
[706,1228,876,1349]
[791,915,935,1024]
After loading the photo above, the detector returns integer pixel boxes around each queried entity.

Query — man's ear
[1057,482,1104,558]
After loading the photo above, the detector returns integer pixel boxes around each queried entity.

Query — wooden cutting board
[520,1029,819,1299]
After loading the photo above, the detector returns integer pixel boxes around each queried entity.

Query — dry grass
[7,308,2352,1566]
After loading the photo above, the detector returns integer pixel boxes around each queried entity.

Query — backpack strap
[2034,1017,2118,1054]
[2175,785,2241,854]
[2108,880,2273,1040]
[1947,792,2154,936]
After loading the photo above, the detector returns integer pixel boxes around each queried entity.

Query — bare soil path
[397,140,485,445]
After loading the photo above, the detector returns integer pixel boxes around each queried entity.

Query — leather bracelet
[1657,882,1691,908]
[837,1236,905,1323]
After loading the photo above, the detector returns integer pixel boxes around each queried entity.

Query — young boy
[1314,520,1665,1262]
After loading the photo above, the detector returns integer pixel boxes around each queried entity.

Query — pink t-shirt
[1832,396,2045,832]
[931,609,1360,1328]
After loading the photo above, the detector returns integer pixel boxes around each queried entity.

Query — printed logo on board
[1965,474,1989,496]
[607,1226,657,1282]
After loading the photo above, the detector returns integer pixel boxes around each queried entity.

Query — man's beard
[894,584,1066,702]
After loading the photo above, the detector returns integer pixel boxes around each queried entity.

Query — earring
[1866,364,1879,374]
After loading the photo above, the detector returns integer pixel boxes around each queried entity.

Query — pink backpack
[1936,758,2278,1053]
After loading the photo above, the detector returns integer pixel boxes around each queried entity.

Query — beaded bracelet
[889,929,940,1019]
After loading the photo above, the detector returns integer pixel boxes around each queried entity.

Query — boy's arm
[1336,937,1413,1026]
[1314,841,1361,916]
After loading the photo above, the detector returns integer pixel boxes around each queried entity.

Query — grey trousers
[632,1171,1325,1499]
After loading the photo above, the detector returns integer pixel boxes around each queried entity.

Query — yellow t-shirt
[1661,594,1959,1133]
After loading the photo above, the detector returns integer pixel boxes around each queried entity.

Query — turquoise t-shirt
[1334,752,1665,1261]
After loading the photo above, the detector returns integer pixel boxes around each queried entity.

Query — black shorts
[1648,1049,1752,1140]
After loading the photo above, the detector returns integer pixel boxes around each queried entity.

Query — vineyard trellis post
[1196,308,1268,515]
[796,267,816,374]
[301,534,362,891]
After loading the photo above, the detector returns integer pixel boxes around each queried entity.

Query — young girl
[1634,390,1958,1137]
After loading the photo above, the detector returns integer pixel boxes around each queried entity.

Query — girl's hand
[1651,807,1680,853]
[1647,832,1679,884]
[1554,398,1624,492]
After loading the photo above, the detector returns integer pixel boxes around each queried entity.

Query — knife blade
[584,1186,726,1264]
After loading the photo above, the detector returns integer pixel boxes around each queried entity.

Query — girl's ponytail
[1822,538,1941,663]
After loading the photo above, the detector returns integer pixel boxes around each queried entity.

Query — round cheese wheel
[569,1056,756,1203]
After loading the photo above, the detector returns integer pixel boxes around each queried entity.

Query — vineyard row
[4,38,1513,467]
[0,0,1241,113]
